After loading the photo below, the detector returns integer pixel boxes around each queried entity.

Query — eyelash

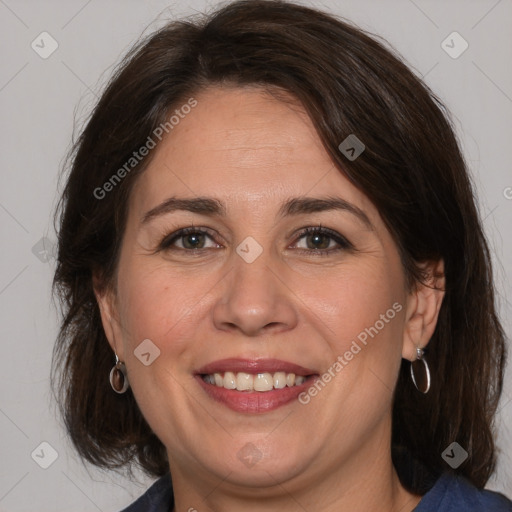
[158,225,353,256]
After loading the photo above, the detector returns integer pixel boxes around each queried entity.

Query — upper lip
[196,358,317,376]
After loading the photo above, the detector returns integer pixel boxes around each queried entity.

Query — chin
[200,437,310,488]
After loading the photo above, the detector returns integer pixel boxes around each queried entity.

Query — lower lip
[195,375,316,413]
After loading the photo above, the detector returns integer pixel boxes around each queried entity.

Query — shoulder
[415,472,512,512]
[120,473,174,512]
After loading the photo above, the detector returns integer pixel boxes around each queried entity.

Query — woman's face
[99,86,436,492]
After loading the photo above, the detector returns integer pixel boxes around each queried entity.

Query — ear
[402,259,445,361]
[92,272,125,361]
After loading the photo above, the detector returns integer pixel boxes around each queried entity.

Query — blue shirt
[120,471,512,511]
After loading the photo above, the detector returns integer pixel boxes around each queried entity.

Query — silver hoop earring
[410,347,431,394]
[109,354,129,394]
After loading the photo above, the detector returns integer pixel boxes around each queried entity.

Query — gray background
[0,0,511,510]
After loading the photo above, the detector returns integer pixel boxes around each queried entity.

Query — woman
[52,1,512,510]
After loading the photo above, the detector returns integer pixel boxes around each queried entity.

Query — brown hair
[52,0,506,491]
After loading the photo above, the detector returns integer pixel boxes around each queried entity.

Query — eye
[157,225,352,256]
[291,226,353,256]
[159,227,220,251]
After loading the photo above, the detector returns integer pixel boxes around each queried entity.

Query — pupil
[184,233,203,249]
[308,234,328,249]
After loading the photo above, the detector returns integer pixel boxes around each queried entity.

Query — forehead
[129,86,378,223]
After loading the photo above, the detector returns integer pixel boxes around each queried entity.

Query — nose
[212,247,299,337]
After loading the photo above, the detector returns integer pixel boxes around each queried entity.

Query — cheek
[302,262,404,348]
[114,262,202,424]
[307,266,405,410]
[300,260,407,411]
[115,261,202,358]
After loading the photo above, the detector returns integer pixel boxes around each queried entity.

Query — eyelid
[157,224,353,254]
[290,225,354,253]
[158,226,220,251]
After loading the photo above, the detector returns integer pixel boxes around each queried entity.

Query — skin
[96,86,445,512]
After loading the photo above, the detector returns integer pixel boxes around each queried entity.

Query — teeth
[236,372,253,391]
[273,371,287,389]
[203,371,309,391]
[254,373,273,392]
[223,371,236,389]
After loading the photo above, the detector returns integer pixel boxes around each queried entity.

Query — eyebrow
[141,196,373,229]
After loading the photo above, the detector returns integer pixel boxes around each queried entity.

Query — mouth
[195,358,319,413]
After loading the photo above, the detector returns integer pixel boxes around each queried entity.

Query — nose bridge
[212,237,298,336]
[233,245,274,303]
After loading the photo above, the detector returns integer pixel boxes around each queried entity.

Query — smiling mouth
[195,358,319,412]
[200,371,316,392]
